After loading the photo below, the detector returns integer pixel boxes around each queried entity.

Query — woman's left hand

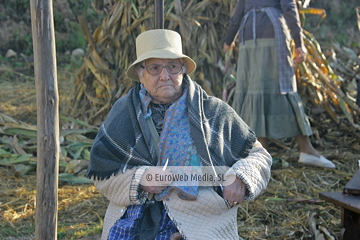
[222,176,246,207]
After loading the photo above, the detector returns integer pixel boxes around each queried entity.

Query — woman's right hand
[139,167,173,194]
[294,47,306,64]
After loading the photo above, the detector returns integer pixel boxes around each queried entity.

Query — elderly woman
[87,29,272,240]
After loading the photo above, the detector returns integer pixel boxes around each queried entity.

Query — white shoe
[298,152,336,169]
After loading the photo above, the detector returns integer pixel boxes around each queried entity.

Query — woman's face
[138,58,184,104]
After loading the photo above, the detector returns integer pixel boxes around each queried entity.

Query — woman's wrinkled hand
[222,176,246,207]
[139,167,173,194]
[294,47,307,64]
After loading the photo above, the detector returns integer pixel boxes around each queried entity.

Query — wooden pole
[30,0,59,239]
[154,0,164,29]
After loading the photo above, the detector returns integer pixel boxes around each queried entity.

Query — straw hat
[126,29,196,81]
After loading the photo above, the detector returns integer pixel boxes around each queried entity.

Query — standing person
[223,0,336,168]
[87,29,272,240]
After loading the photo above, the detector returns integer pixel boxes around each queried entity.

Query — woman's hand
[294,47,306,64]
[222,176,246,207]
[139,167,173,194]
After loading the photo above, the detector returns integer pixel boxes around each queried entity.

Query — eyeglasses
[141,63,183,76]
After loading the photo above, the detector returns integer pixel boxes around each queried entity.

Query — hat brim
[126,48,196,81]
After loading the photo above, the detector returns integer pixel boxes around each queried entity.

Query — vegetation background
[0,0,359,239]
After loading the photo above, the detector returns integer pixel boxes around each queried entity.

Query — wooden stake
[30,0,59,239]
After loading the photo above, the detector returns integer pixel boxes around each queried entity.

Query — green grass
[57,221,103,239]
[0,217,103,239]
[0,223,35,238]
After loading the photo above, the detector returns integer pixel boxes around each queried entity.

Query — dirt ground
[1,53,360,239]
[1,143,360,239]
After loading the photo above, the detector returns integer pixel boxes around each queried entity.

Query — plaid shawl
[87,76,256,180]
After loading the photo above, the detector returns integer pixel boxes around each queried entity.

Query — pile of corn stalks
[295,30,359,128]
[70,0,360,132]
